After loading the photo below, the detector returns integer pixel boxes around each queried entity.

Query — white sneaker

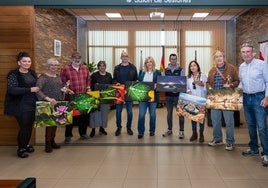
[179,131,184,139]
[208,140,223,146]
[162,130,172,137]
[261,155,268,167]
[225,144,234,151]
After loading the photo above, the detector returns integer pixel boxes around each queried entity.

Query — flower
[56,105,68,115]
[56,116,67,124]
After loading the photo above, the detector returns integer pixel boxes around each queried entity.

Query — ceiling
[67,8,249,21]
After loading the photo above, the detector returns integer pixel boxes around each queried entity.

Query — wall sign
[54,39,61,57]
[1,0,268,7]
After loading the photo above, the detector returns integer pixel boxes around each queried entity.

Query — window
[87,21,225,75]
[185,31,213,74]
[88,31,128,73]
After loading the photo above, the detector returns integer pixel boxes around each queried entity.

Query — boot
[45,141,52,153]
[90,128,95,138]
[51,139,61,149]
[190,132,198,141]
[99,127,107,135]
[199,131,204,143]
[17,148,29,158]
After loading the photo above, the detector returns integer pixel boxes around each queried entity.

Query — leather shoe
[90,128,95,138]
[115,128,121,136]
[99,127,107,135]
[127,128,133,135]
[138,135,143,139]
[17,148,29,158]
[150,132,155,136]
[26,145,35,153]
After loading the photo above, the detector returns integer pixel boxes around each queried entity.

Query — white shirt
[186,73,207,98]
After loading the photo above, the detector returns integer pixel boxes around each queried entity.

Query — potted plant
[83,61,97,73]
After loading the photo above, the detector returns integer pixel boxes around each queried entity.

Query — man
[113,51,138,136]
[239,43,268,167]
[60,52,91,143]
[206,50,239,151]
[162,53,185,139]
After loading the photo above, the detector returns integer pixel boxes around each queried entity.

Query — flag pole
[139,50,143,71]
[160,45,165,75]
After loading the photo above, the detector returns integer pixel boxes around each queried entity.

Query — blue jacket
[138,69,161,102]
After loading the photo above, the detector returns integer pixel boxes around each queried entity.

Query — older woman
[36,58,66,153]
[89,61,113,137]
[137,56,161,139]
[4,52,39,158]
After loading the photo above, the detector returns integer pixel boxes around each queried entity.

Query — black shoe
[90,128,95,138]
[138,135,143,139]
[17,148,29,158]
[99,127,107,135]
[115,128,121,136]
[51,139,61,149]
[45,141,52,153]
[127,128,133,135]
[25,145,35,153]
[150,132,155,136]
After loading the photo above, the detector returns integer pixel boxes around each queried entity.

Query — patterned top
[4,69,38,115]
[60,64,91,94]
[36,73,64,101]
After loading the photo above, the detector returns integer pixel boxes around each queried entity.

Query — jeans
[243,92,268,155]
[211,109,235,144]
[137,101,157,135]
[165,95,184,131]
[116,101,133,129]
[191,121,204,132]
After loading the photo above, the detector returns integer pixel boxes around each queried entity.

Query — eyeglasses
[121,55,128,58]
[49,64,59,66]
[192,82,196,89]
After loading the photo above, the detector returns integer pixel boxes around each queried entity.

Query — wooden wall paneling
[0,6,35,146]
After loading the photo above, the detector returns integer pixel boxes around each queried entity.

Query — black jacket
[165,65,183,97]
[4,69,38,117]
[113,62,138,84]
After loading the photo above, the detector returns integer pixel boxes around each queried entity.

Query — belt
[243,91,265,96]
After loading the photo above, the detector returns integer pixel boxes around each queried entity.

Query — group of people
[4,44,268,167]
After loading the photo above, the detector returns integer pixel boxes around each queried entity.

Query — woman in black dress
[4,52,40,158]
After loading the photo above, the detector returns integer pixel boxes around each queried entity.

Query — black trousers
[65,113,89,137]
[15,111,35,149]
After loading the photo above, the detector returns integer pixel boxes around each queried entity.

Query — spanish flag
[160,46,165,75]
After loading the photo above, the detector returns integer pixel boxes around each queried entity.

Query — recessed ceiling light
[193,13,209,18]
[105,13,121,18]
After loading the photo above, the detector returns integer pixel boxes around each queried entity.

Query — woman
[4,52,39,158]
[36,58,66,153]
[186,60,207,142]
[89,61,113,137]
[137,56,161,139]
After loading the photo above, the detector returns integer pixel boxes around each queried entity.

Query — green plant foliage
[83,61,97,73]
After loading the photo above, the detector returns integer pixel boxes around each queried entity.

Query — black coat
[4,69,38,117]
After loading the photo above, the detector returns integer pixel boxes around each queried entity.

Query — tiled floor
[0,106,267,188]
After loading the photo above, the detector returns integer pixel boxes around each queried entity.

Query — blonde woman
[137,56,161,138]
[36,58,65,153]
